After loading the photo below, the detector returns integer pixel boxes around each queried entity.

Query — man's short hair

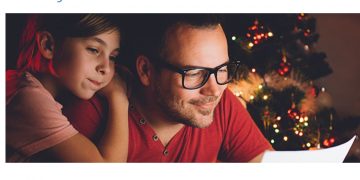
[119,14,224,73]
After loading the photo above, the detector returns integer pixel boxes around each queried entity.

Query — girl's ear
[136,55,153,87]
[36,31,55,60]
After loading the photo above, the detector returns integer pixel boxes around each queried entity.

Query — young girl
[6,14,128,162]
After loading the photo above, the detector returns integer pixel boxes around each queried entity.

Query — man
[63,14,272,162]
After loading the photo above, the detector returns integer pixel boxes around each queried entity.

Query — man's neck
[132,91,184,147]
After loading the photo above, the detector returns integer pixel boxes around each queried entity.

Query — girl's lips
[88,79,102,86]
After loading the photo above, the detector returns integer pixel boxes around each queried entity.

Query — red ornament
[287,108,300,120]
[322,137,335,147]
[245,19,272,48]
[277,61,291,76]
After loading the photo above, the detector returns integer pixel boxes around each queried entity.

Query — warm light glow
[263,95,269,100]
[295,130,299,134]
[276,116,282,121]
[304,122,308,126]
[248,42,254,47]
[258,85,263,89]
[273,124,278,128]
[295,115,300,120]
[283,136,288,141]
[299,132,303,136]
[251,68,256,73]
[268,32,273,37]
[306,143,311,147]
[250,95,255,100]
[299,117,304,122]
[304,45,309,51]
[232,36,236,40]
[321,87,326,92]
[304,116,309,121]
[270,139,275,144]
[275,129,280,133]
[235,92,240,97]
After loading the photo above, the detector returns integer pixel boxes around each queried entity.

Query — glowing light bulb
[306,143,311,147]
[263,95,268,100]
[304,45,309,51]
[258,85,263,89]
[273,124,278,128]
[270,139,275,144]
[251,68,256,73]
[299,117,304,123]
[231,36,236,40]
[304,116,309,121]
[248,42,254,48]
[268,32,273,37]
[276,116,282,121]
[275,129,280,133]
[235,92,240,97]
[250,95,255,100]
[304,122,308,126]
[299,132,303,136]
[321,87,326,92]
[283,136,288,141]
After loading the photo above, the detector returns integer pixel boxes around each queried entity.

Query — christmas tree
[224,14,336,150]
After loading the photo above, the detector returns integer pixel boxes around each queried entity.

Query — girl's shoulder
[6,71,58,108]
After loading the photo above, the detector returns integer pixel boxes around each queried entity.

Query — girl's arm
[36,73,129,162]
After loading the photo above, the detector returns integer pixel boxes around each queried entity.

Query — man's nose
[199,74,222,96]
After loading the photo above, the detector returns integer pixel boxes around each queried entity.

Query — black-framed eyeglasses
[154,60,240,90]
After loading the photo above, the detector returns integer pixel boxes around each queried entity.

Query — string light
[251,68,256,73]
[304,116,309,121]
[270,139,275,144]
[263,95,269,100]
[273,124,278,128]
[275,129,280,133]
[306,143,311,147]
[248,42,254,48]
[283,136,288,141]
[321,87,326,92]
[231,36,236,40]
[304,122,308,126]
[258,85,263,89]
[304,45,309,51]
[250,95,255,100]
[299,117,304,122]
[276,116,282,121]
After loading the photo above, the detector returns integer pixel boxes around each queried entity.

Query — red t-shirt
[63,88,272,162]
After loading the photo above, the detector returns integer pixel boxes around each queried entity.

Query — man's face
[153,24,229,128]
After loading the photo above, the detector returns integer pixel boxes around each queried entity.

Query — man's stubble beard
[154,81,219,128]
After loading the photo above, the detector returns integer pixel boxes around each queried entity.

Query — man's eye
[87,47,99,55]
[185,70,204,78]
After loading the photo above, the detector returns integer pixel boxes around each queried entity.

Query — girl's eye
[87,47,99,55]
[110,55,118,62]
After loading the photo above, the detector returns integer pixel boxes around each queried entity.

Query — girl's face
[54,30,120,99]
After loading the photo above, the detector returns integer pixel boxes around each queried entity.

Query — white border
[1,0,359,179]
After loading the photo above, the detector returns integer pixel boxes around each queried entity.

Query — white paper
[262,135,357,162]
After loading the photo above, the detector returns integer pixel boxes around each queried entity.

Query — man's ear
[136,55,153,86]
[36,31,55,60]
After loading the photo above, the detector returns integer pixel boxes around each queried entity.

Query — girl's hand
[99,72,127,101]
